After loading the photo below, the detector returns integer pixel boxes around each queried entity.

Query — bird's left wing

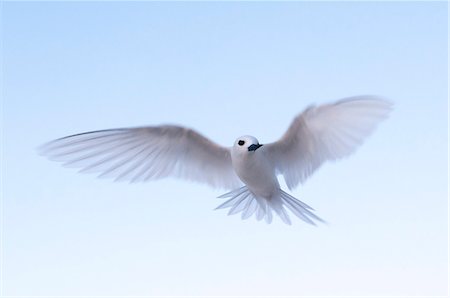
[40,125,241,189]
[264,96,392,190]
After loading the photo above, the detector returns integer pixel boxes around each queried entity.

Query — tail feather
[215,196,240,210]
[255,199,266,221]
[217,186,247,199]
[280,191,326,224]
[216,187,324,225]
[265,205,273,224]
[214,186,247,209]
[282,197,316,226]
[228,192,251,215]
[272,201,291,225]
[241,197,257,220]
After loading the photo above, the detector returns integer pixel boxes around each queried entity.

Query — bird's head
[233,135,263,154]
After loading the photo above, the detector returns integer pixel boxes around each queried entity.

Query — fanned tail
[215,187,325,225]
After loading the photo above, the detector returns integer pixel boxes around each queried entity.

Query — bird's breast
[231,152,279,198]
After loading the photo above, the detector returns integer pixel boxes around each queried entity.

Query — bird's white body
[231,137,279,199]
[40,95,392,225]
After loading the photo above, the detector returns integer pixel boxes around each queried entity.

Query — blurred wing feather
[40,125,241,189]
[265,96,392,190]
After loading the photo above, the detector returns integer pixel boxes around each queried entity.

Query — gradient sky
[2,1,448,297]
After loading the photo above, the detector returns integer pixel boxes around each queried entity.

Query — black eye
[238,140,245,146]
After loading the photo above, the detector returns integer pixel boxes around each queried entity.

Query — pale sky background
[1,1,448,297]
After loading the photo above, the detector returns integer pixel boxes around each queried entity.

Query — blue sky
[2,1,448,296]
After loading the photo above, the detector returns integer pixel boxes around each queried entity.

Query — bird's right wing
[39,125,242,189]
[264,96,392,190]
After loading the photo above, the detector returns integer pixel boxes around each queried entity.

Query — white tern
[40,95,392,225]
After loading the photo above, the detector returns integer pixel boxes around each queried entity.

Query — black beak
[248,144,263,152]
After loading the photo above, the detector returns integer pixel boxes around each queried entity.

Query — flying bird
[40,96,392,225]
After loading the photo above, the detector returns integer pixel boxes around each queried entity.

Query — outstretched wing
[40,125,241,189]
[265,96,392,190]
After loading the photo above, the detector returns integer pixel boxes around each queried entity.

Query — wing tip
[339,94,395,110]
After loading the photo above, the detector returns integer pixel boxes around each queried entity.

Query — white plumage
[40,95,392,225]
